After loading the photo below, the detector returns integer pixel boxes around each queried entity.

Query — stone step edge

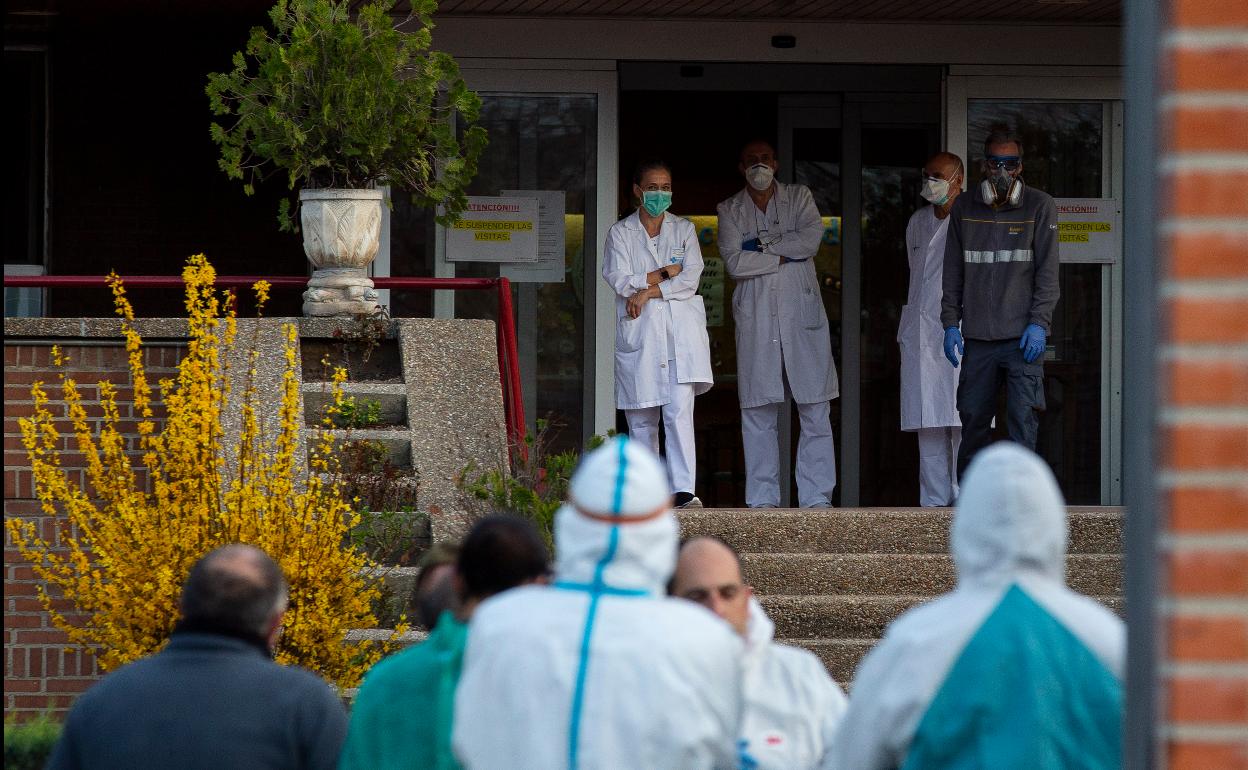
[301,382,408,394]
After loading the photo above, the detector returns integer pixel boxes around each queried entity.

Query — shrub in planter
[3,714,61,770]
[207,0,486,231]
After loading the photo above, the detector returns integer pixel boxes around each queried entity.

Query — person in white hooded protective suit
[452,437,743,770]
[718,140,839,508]
[899,152,965,507]
[828,442,1124,770]
[671,537,848,770]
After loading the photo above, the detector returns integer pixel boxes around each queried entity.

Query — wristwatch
[659,268,670,280]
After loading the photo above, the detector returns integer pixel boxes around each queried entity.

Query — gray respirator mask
[980,167,1024,207]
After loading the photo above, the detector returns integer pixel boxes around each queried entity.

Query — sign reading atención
[447,196,539,263]
[1053,198,1121,264]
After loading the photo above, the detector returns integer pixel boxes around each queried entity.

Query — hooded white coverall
[828,442,1124,770]
[718,182,839,507]
[603,211,714,495]
[899,206,962,506]
[453,437,743,770]
[739,597,848,770]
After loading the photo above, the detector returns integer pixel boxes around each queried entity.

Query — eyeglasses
[985,155,1022,171]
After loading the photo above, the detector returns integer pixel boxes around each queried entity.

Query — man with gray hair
[48,544,348,770]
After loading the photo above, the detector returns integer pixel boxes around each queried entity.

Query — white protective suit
[603,210,713,411]
[740,597,848,770]
[828,443,1125,770]
[899,205,962,506]
[453,437,743,770]
[718,183,839,507]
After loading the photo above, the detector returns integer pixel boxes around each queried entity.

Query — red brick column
[3,342,182,720]
[1158,1,1248,766]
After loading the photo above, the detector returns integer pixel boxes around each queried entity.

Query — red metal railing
[2,275,526,456]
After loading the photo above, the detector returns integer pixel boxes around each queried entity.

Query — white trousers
[625,361,697,495]
[917,426,961,507]
[741,399,837,508]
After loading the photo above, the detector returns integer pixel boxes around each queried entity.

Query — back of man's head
[413,542,460,630]
[458,515,549,605]
[180,544,288,638]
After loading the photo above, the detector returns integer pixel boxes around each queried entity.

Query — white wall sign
[500,190,566,283]
[447,196,539,263]
[1054,198,1121,264]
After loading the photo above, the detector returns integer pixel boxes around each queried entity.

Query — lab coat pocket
[616,317,645,353]
[800,286,825,330]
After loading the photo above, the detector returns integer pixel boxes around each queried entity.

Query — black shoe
[673,492,703,509]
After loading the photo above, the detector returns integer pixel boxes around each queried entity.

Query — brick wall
[3,342,183,719]
[1158,0,1248,766]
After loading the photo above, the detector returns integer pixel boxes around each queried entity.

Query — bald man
[899,151,965,506]
[672,537,848,770]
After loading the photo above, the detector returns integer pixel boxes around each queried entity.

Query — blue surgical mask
[642,190,672,217]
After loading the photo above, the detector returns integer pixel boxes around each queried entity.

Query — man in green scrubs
[339,515,549,770]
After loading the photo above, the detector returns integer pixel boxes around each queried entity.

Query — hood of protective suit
[951,442,1067,589]
[742,596,775,669]
[553,436,678,595]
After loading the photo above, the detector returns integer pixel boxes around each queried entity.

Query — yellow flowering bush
[5,254,402,688]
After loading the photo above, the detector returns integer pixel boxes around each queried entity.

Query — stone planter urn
[300,188,384,317]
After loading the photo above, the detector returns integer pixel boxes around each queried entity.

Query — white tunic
[718,183,838,408]
[899,206,961,430]
[603,210,713,411]
[740,598,847,770]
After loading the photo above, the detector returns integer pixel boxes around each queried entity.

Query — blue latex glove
[943,327,964,368]
[741,237,761,252]
[1020,323,1046,363]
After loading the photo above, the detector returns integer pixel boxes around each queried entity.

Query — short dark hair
[739,139,778,161]
[457,515,549,600]
[633,159,671,186]
[412,542,461,629]
[983,125,1024,159]
[180,544,287,636]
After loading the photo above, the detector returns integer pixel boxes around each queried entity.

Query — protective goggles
[985,155,1022,171]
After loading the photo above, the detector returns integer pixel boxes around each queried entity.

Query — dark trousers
[956,337,1045,480]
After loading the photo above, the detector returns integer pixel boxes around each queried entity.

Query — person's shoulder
[1024,185,1056,206]
[780,181,814,200]
[607,213,637,236]
[666,212,697,232]
[717,188,749,215]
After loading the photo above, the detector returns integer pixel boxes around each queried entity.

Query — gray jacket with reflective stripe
[940,185,1060,341]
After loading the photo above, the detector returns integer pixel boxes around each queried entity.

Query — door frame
[946,66,1125,504]
[446,62,620,444]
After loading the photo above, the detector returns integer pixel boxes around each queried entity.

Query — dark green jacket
[339,612,468,770]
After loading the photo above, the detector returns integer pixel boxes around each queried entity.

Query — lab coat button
[660,363,666,368]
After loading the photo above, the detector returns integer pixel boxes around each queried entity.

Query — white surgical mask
[920,176,952,206]
[746,163,775,191]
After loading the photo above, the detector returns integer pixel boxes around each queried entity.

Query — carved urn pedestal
[299,188,384,317]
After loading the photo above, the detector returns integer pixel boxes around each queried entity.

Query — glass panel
[454,94,597,454]
[966,100,1106,502]
[966,101,1103,198]
[792,127,845,504]
[859,124,938,505]
[4,49,46,267]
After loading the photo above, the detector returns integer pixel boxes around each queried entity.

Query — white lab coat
[899,206,960,430]
[740,598,847,770]
[603,210,713,410]
[453,507,744,770]
[718,183,838,408]
[828,443,1125,770]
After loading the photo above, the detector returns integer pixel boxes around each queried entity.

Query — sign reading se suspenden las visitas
[447,196,539,263]
[1053,198,1121,264]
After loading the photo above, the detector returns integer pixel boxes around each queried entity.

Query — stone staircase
[352,506,1123,689]
[677,507,1124,685]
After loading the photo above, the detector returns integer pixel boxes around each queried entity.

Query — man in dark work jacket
[47,544,347,770]
[940,126,1060,480]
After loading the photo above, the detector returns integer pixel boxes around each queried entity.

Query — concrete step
[743,553,1122,597]
[306,429,412,469]
[678,507,1122,555]
[776,638,875,687]
[302,386,408,428]
[760,594,1122,641]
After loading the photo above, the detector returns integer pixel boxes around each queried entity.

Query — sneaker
[673,492,703,509]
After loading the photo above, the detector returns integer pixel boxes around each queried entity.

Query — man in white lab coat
[828,442,1124,770]
[453,437,744,770]
[604,160,714,509]
[718,141,839,508]
[899,152,965,506]
[671,537,848,770]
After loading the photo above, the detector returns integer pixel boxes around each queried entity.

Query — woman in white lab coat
[602,160,713,508]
